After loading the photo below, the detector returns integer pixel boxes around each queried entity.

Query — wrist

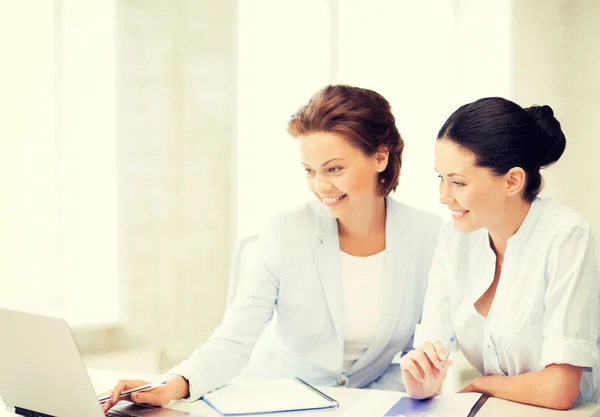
[166,374,190,400]
[412,378,442,399]
[469,376,488,395]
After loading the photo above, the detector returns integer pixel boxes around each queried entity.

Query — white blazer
[169,197,442,400]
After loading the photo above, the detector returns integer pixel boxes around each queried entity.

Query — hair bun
[524,104,566,168]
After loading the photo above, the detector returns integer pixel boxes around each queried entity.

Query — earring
[380,177,385,184]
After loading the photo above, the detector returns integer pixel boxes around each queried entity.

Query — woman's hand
[400,341,452,399]
[100,375,189,413]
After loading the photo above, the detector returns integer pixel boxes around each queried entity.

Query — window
[0,0,119,327]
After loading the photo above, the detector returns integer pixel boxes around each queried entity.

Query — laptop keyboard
[106,411,135,417]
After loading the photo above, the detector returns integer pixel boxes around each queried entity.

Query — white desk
[2,369,600,417]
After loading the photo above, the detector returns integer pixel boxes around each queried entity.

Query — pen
[98,380,167,404]
[439,336,455,367]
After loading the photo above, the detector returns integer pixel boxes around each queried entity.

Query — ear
[374,147,390,173]
[504,167,526,197]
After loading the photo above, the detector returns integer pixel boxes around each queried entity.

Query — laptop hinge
[14,406,55,417]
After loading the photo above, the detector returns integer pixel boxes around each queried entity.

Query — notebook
[201,378,339,416]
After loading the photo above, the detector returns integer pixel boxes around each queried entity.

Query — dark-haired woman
[400,97,599,410]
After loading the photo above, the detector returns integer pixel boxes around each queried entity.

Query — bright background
[1,0,598,390]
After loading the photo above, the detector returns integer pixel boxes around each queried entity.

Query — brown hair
[287,84,404,196]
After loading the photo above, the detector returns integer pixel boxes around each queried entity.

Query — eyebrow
[434,169,464,177]
[302,158,347,167]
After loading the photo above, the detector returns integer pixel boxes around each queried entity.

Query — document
[383,393,482,417]
[201,378,338,416]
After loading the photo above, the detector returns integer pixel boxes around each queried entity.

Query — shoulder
[258,200,322,245]
[536,198,592,233]
[533,199,595,256]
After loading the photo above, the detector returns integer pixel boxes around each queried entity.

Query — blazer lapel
[312,207,344,349]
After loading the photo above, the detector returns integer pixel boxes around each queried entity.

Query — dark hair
[287,84,404,197]
[437,97,566,201]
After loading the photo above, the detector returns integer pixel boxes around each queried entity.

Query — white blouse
[341,250,385,372]
[415,197,600,403]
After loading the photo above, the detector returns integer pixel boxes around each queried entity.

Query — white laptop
[0,308,194,417]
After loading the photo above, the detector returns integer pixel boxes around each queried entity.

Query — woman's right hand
[400,341,452,399]
[100,375,190,413]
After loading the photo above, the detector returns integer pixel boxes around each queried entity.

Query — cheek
[463,186,502,213]
[345,170,374,193]
[455,187,484,210]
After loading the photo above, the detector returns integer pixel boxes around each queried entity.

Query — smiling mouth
[451,209,469,219]
[322,194,347,205]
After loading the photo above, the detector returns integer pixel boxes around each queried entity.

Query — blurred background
[1,0,598,392]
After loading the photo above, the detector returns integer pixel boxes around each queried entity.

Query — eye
[329,166,343,173]
[304,167,314,175]
[453,181,466,187]
[437,175,444,182]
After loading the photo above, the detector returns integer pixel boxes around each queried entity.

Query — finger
[110,380,129,404]
[401,356,426,383]
[102,399,114,413]
[131,388,170,407]
[108,379,148,406]
[433,341,447,363]
[404,351,432,382]
[411,349,437,382]
[422,342,443,369]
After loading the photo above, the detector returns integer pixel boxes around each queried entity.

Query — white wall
[116,0,236,367]
[511,0,600,262]
[453,0,513,102]
[235,0,332,241]
[560,0,600,259]
[335,0,456,219]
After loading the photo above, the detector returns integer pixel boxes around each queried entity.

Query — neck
[337,197,386,238]
[487,198,532,257]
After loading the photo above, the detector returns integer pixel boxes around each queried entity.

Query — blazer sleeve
[167,220,282,401]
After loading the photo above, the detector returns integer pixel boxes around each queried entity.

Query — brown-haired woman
[103,85,442,411]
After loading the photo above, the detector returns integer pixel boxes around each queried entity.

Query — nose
[314,173,332,194]
[439,181,455,205]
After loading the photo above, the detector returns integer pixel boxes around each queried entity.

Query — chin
[325,206,343,218]
[452,220,482,233]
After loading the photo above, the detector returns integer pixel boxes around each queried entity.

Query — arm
[103,245,278,410]
[462,364,582,410]
[465,225,599,410]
